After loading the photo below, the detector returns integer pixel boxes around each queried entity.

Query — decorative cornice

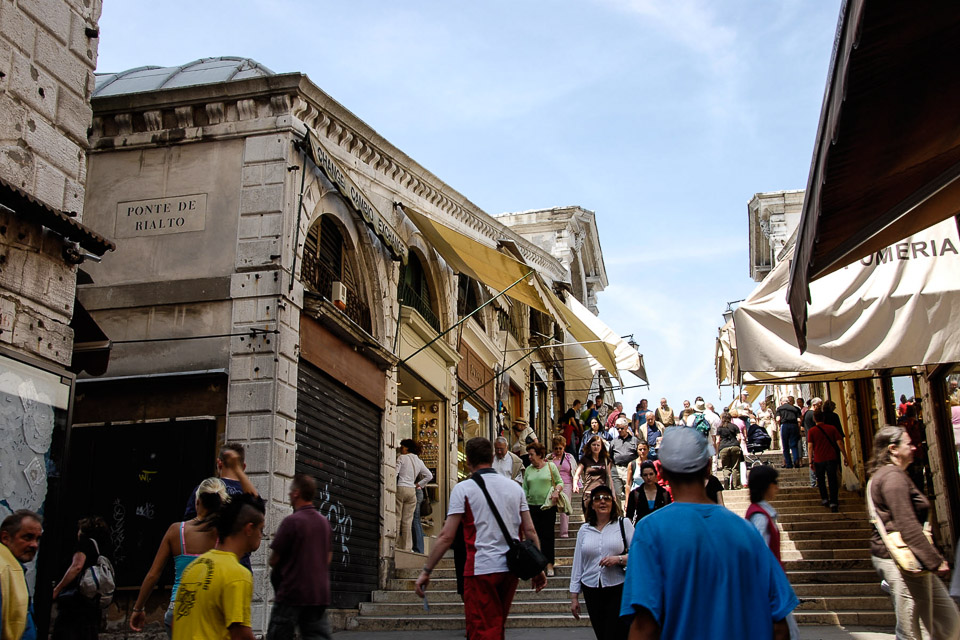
[87,73,565,282]
[289,93,565,283]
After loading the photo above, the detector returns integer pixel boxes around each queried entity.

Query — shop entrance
[397,367,445,536]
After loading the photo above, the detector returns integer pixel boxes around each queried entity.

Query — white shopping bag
[841,464,861,492]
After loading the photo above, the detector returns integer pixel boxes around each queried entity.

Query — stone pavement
[333,626,895,639]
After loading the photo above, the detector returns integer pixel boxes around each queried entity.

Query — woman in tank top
[572,435,615,516]
[129,477,229,636]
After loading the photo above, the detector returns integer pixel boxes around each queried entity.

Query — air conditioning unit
[331,281,348,311]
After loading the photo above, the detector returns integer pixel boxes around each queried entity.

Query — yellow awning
[402,206,548,313]
[402,205,621,377]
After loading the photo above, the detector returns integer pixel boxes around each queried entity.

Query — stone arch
[297,169,392,340]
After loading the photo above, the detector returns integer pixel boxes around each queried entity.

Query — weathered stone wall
[0,0,101,367]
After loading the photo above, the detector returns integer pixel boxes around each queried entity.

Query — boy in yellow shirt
[173,494,265,640]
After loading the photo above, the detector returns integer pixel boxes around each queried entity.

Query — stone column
[226,132,302,631]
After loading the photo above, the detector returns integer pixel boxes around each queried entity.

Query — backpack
[78,539,115,608]
[691,412,711,436]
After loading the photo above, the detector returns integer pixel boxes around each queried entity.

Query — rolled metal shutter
[296,359,382,608]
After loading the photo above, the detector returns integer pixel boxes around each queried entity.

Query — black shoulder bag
[472,472,548,580]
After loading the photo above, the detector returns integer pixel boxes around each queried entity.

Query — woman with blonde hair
[868,425,958,640]
[129,477,230,636]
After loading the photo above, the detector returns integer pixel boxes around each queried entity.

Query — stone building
[495,206,608,314]
[747,189,803,282]
[0,0,112,633]
[71,57,628,634]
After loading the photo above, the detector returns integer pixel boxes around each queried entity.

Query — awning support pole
[400,269,534,364]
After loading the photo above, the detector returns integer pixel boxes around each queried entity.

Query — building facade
[72,58,617,634]
[0,1,112,634]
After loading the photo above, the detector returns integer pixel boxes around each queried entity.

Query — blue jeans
[267,603,330,640]
[412,487,425,553]
[781,424,801,468]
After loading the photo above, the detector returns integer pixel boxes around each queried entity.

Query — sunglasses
[591,494,613,502]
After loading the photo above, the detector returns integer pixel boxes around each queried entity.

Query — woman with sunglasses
[569,485,633,639]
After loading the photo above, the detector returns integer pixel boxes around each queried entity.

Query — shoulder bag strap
[865,479,895,544]
[550,462,561,487]
[618,517,628,554]
[472,473,518,545]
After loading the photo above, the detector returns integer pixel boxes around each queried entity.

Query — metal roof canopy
[788,0,960,351]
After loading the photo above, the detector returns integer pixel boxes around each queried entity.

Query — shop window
[529,308,552,343]
[458,393,490,480]
[399,252,440,332]
[302,215,372,333]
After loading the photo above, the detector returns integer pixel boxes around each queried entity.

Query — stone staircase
[348,459,893,631]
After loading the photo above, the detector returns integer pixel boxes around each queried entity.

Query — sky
[95,0,842,412]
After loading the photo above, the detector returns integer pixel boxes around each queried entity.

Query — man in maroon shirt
[267,474,333,639]
[807,411,848,512]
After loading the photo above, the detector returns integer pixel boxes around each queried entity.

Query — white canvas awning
[562,340,603,397]
[563,294,648,384]
[735,217,960,375]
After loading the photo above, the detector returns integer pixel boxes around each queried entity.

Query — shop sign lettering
[114,194,207,238]
[860,237,959,266]
[307,131,408,263]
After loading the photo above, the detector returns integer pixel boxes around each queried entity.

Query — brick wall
[0,0,101,366]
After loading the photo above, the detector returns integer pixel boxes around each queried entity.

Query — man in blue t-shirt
[620,427,797,639]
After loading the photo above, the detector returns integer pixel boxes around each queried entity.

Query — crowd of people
[0,443,335,640]
[413,392,959,640]
[2,389,958,640]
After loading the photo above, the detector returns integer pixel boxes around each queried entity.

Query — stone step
[349,610,897,631]
[792,582,885,597]
[386,567,880,592]
[781,519,871,531]
[360,593,893,618]
[791,611,896,626]
[372,580,886,604]
[778,528,871,541]
[786,569,878,584]
[782,558,872,572]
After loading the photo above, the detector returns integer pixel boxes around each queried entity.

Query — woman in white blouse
[569,484,633,640]
[396,439,432,551]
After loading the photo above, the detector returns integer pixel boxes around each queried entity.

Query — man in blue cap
[620,427,797,639]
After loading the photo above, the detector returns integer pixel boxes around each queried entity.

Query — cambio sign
[306,130,407,263]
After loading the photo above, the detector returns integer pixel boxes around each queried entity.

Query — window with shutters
[399,252,440,332]
[301,215,372,333]
[456,274,486,331]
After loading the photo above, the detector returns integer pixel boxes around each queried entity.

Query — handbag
[555,490,573,515]
[865,478,932,574]
[419,491,433,517]
[472,472,548,580]
[617,517,628,573]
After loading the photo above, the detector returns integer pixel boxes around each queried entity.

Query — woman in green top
[523,441,564,576]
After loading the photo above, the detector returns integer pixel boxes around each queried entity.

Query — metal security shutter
[296,360,382,608]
